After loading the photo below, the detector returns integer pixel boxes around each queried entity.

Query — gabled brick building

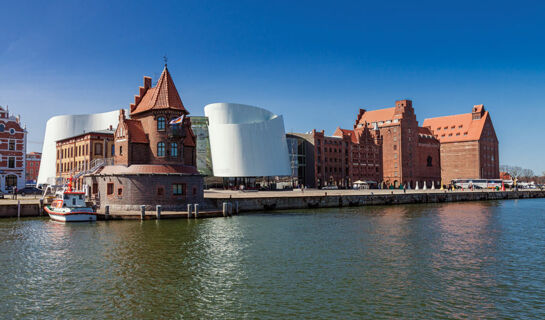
[0,106,27,192]
[423,104,499,183]
[355,100,441,188]
[86,65,203,210]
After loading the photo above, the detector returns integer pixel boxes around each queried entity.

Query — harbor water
[1,199,545,319]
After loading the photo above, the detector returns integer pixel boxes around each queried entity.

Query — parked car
[16,187,42,196]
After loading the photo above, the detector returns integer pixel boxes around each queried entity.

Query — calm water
[1,199,545,319]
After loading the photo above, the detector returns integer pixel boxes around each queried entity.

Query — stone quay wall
[204,190,545,213]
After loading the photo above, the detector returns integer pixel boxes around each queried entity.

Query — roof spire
[163,55,168,68]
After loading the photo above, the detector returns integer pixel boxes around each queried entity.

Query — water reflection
[1,200,545,319]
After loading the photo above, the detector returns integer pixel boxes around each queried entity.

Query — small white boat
[44,181,96,222]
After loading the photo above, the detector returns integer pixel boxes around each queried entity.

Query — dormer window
[157,116,166,131]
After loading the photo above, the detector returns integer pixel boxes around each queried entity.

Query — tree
[501,165,523,179]
[522,168,535,179]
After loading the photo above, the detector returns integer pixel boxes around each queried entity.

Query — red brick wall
[86,174,203,211]
[440,141,480,183]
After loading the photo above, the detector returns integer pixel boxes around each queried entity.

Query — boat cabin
[52,191,87,208]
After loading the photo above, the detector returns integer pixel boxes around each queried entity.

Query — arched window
[157,142,165,157]
[427,156,433,167]
[157,116,166,131]
[171,143,178,157]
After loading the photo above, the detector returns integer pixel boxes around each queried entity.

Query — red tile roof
[333,128,359,143]
[357,107,397,125]
[100,164,199,175]
[131,67,188,115]
[125,119,148,143]
[423,107,489,143]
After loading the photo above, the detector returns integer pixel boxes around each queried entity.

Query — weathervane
[163,55,168,67]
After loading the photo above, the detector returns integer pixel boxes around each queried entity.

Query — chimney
[472,104,485,120]
[144,76,152,89]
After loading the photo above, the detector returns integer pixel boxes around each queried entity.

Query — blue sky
[1,0,544,173]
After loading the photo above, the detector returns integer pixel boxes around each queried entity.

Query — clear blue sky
[1,0,544,174]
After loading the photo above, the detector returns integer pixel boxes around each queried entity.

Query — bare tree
[501,165,523,179]
[522,168,535,179]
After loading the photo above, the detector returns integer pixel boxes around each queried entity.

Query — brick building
[287,125,382,188]
[0,106,27,192]
[355,100,441,188]
[26,152,41,185]
[85,65,203,210]
[56,130,114,189]
[422,104,499,183]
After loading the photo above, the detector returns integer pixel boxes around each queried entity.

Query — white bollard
[17,200,21,218]
[187,204,193,218]
[423,182,427,190]
[140,205,145,220]
[222,202,228,217]
[415,181,420,190]
[156,205,162,220]
[194,204,199,218]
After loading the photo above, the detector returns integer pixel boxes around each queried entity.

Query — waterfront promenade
[1,189,544,218]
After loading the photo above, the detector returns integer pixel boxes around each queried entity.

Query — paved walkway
[203,188,521,199]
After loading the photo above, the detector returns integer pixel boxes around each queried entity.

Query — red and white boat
[44,178,96,222]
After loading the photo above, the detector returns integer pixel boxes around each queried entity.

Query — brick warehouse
[423,104,499,184]
[85,65,203,211]
[287,127,382,188]
[353,99,441,189]
[289,99,442,189]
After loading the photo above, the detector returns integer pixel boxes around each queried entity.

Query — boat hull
[45,206,97,222]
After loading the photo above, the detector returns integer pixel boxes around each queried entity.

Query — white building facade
[0,106,27,192]
[204,103,291,177]
[37,110,120,186]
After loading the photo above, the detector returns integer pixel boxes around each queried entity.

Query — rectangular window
[8,157,15,168]
[117,188,122,196]
[95,143,103,156]
[157,187,164,196]
[172,183,186,195]
[111,145,115,156]
[107,183,114,195]
[92,183,98,194]
[8,140,14,151]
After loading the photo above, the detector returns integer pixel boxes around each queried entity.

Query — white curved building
[204,103,290,177]
[37,110,120,186]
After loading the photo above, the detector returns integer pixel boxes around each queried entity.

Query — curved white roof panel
[204,103,291,177]
[37,110,120,185]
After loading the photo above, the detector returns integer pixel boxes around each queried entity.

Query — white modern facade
[204,103,291,177]
[37,110,120,186]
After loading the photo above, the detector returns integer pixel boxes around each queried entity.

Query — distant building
[0,106,27,192]
[423,104,499,183]
[354,100,441,188]
[85,65,203,210]
[26,152,41,185]
[55,130,114,189]
[287,127,382,188]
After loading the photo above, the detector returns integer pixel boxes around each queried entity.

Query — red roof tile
[131,67,188,115]
[125,119,148,143]
[357,107,397,125]
[423,107,489,143]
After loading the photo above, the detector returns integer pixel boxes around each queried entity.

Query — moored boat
[44,178,96,222]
